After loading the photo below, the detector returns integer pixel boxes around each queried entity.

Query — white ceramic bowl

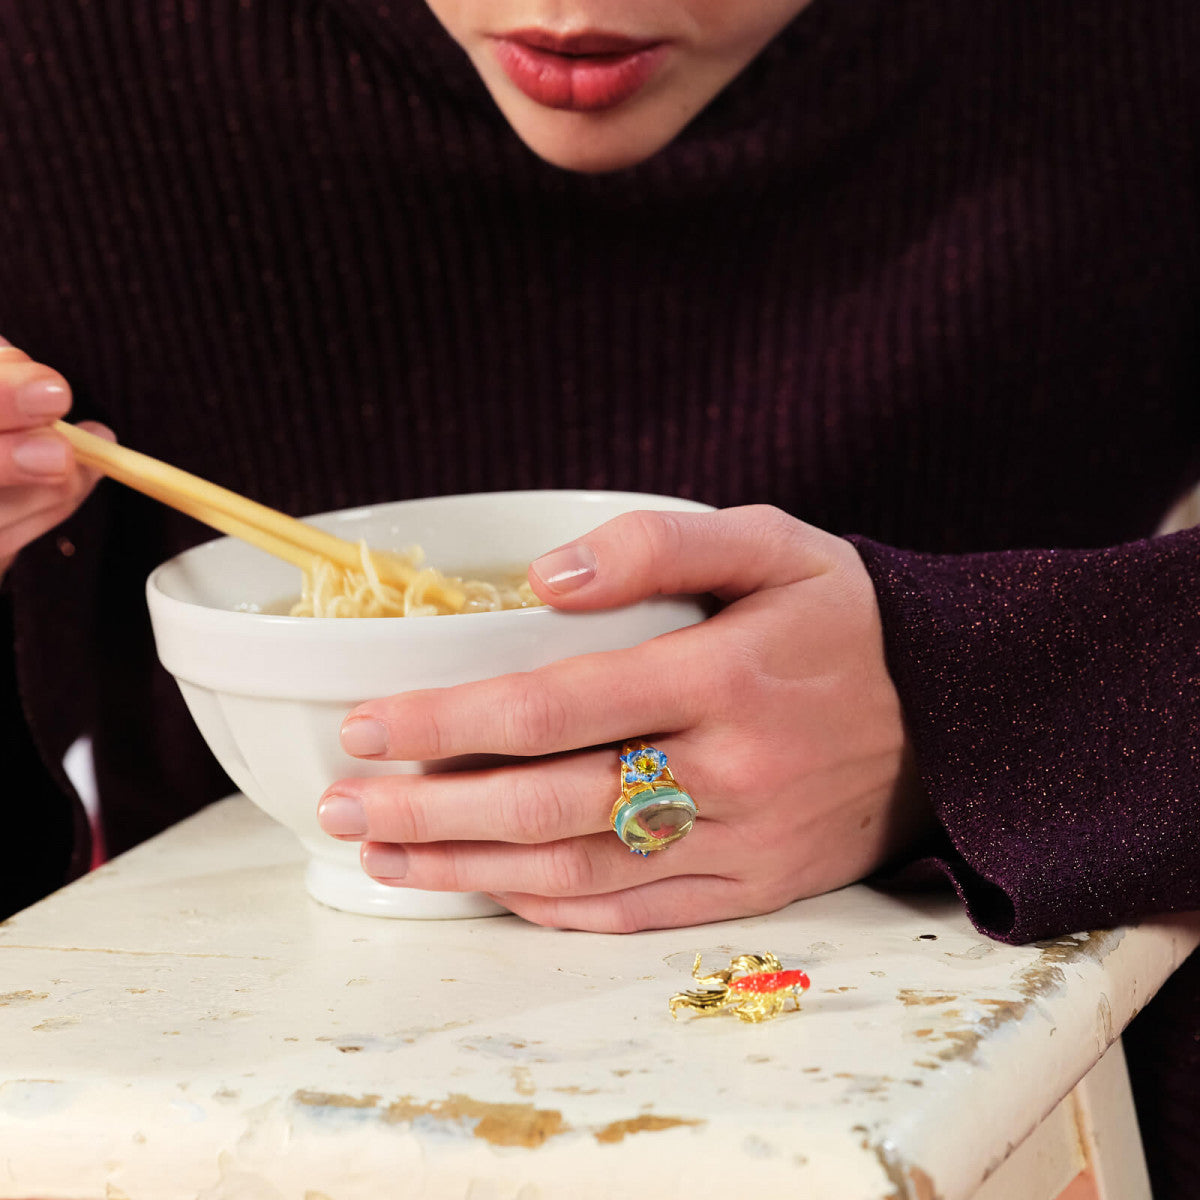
[146,490,711,919]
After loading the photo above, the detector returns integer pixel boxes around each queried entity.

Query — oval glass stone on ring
[613,782,698,854]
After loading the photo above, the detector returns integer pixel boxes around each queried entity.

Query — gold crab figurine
[669,952,811,1023]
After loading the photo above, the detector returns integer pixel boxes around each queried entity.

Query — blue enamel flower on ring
[621,746,668,784]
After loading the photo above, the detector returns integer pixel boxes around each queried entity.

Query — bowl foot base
[304,858,507,919]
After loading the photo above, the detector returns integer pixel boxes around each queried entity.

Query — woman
[1,0,1196,1191]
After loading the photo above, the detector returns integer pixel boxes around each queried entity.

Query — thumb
[527,504,844,610]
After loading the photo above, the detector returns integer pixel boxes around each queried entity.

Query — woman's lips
[492,29,669,112]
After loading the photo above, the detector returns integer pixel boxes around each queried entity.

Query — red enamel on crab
[729,968,812,996]
[669,953,811,1023]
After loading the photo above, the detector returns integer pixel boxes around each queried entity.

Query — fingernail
[15,379,70,418]
[531,544,597,594]
[363,843,409,880]
[340,717,388,757]
[12,435,70,475]
[318,793,368,837]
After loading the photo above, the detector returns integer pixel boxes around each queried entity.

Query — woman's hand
[0,339,111,580]
[319,505,933,932]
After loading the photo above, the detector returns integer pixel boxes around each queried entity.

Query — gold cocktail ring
[611,741,698,855]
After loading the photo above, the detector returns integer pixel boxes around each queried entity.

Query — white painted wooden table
[1,796,1197,1200]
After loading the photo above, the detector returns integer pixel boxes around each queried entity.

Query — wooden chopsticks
[53,421,466,613]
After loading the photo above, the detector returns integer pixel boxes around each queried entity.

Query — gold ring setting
[611,741,697,855]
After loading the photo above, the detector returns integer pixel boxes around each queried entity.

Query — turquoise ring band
[611,741,698,855]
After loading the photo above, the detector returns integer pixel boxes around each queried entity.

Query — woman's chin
[485,89,694,174]
[517,128,674,174]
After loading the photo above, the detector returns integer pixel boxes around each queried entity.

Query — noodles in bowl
[290,541,540,617]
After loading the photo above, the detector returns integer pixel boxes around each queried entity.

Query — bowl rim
[145,488,714,636]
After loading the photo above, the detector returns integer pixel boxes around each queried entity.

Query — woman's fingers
[321,748,617,844]
[340,632,705,761]
[321,735,718,845]
[0,348,73,432]
[2,429,73,482]
[528,503,846,608]
[0,422,113,501]
[359,819,727,901]
[0,338,112,575]
[339,505,857,765]
[0,425,114,566]
[490,875,767,934]
[0,349,75,483]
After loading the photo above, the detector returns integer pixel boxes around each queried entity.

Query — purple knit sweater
[1,0,1197,1191]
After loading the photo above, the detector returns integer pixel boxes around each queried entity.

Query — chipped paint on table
[0,797,1196,1200]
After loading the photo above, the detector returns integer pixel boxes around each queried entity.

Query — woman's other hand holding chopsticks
[0,338,114,583]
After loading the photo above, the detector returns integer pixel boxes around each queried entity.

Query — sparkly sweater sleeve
[849,526,1200,943]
